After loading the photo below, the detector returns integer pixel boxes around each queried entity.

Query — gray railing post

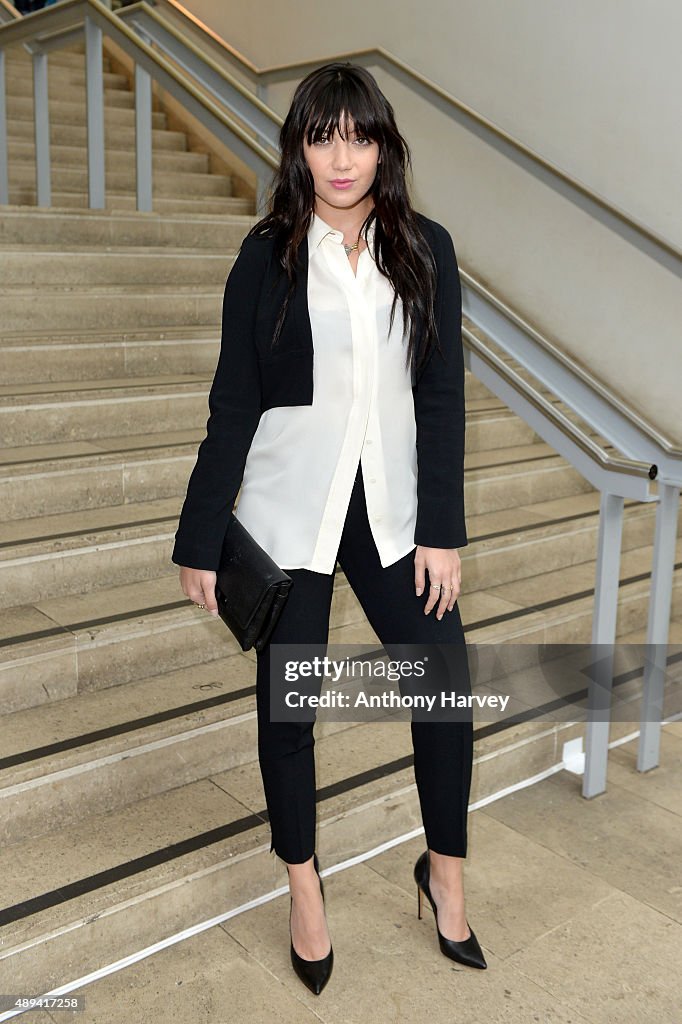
[134,60,152,211]
[638,481,680,771]
[0,47,8,204]
[583,490,625,798]
[85,14,105,208]
[32,50,51,206]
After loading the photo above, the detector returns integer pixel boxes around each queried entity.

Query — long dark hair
[247,62,440,381]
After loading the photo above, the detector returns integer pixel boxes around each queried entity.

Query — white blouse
[232,211,419,575]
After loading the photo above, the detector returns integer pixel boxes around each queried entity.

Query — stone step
[4,50,112,73]
[5,62,129,91]
[5,192,254,215]
[0,285,223,332]
[6,95,168,128]
[6,161,233,196]
[0,461,653,607]
[466,403,543,452]
[0,366,547,458]
[0,411,550,518]
[0,564,366,711]
[5,83,137,111]
[6,669,667,995]
[0,374,215,445]
[0,381,597,470]
[5,115,187,150]
[0,493,676,710]
[0,245,234,285]
[5,140,210,174]
[0,205,257,248]
[0,494,179,611]
[0,425,205,521]
[5,628,675,854]
[0,323,495,390]
[0,326,222,384]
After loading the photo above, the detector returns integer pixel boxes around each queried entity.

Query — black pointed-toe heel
[288,852,334,995]
[414,849,487,969]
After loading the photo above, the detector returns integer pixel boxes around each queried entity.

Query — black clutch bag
[214,513,292,653]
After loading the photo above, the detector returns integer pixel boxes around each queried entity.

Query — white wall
[183,0,682,446]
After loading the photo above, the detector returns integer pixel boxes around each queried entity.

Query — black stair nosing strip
[1,647,387,771]
[2,652,680,930]
[0,599,189,651]
[0,495,647,561]
[2,238,222,252]
[1,376,212,399]
[468,452,558,472]
[471,558,682,631]
[466,403,510,415]
[0,514,177,551]
[0,449,558,476]
[475,500,641,538]
[1,326,219,341]
[0,436,203,469]
[0,446,552,474]
[0,812,269,928]
[0,685,256,772]
[1,549,677,655]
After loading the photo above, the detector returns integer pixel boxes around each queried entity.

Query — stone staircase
[1,41,681,998]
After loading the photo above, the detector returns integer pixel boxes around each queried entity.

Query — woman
[172,62,486,994]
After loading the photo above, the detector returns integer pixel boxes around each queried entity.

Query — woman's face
[302,112,380,212]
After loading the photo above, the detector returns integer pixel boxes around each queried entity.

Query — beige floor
[17,721,681,1024]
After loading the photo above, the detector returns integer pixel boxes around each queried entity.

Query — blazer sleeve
[412,223,469,550]
[171,235,266,571]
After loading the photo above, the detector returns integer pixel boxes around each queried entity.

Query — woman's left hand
[414,546,462,619]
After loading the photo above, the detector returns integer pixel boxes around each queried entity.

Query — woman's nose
[331,145,353,171]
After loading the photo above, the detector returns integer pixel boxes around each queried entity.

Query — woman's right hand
[179,567,219,617]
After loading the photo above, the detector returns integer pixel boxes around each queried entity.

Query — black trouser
[255,460,473,864]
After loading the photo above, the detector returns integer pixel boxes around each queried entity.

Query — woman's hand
[179,566,219,617]
[414,546,462,620]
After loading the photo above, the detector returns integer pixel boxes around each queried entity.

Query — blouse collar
[308,211,376,252]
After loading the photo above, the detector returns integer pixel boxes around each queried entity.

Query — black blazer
[171,211,468,571]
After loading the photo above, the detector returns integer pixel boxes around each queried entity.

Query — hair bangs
[304,82,381,146]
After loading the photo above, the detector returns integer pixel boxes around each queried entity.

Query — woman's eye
[314,135,370,145]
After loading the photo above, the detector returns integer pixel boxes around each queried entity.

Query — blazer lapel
[292,234,314,355]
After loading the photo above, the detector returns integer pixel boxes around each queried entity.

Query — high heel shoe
[288,852,334,995]
[413,850,487,969]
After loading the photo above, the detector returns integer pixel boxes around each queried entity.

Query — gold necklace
[343,238,360,256]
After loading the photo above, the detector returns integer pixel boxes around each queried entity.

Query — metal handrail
[461,273,682,472]
[116,1,280,158]
[0,0,278,210]
[146,0,681,274]
[0,0,20,23]
[463,328,656,488]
